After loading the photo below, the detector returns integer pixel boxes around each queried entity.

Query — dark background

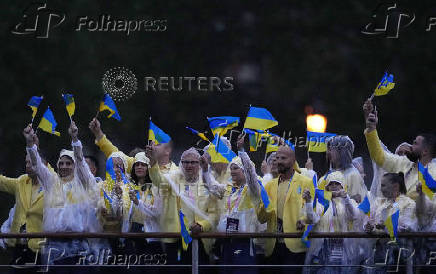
[0,0,435,255]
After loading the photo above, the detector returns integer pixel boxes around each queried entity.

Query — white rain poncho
[27,141,98,262]
[304,171,362,274]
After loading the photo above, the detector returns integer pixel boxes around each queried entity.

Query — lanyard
[279,172,295,196]
[227,185,245,214]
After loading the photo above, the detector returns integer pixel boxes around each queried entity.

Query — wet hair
[418,133,436,158]
[131,162,152,187]
[383,172,407,194]
[327,135,354,170]
[85,155,98,169]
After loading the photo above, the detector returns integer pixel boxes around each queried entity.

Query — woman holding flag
[23,121,98,272]
[201,133,264,274]
[302,171,361,274]
[364,172,417,272]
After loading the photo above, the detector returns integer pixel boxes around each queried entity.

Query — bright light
[306,114,327,133]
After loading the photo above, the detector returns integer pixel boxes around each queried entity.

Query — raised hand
[199,155,209,172]
[366,110,378,132]
[363,99,374,120]
[68,121,79,142]
[145,142,158,167]
[23,124,35,147]
[236,132,245,152]
[89,118,103,140]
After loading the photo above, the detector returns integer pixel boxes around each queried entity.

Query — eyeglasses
[181,160,200,165]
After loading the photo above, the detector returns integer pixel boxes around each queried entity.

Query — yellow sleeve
[365,129,412,173]
[0,175,19,195]
[95,135,135,172]
[197,219,212,232]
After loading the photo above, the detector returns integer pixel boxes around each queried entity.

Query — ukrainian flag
[257,180,270,209]
[418,162,436,199]
[243,107,278,131]
[374,72,395,96]
[179,209,192,251]
[244,129,263,152]
[266,133,279,153]
[207,134,236,163]
[306,131,336,153]
[384,210,399,240]
[27,96,43,119]
[149,121,171,144]
[358,196,371,217]
[313,189,332,215]
[99,93,121,121]
[101,189,113,210]
[62,94,75,118]
[38,107,60,136]
[186,126,209,142]
[105,157,117,182]
[207,116,240,136]
[301,224,314,248]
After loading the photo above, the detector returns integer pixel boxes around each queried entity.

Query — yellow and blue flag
[418,162,436,199]
[243,107,278,131]
[257,180,270,209]
[306,131,336,153]
[384,210,399,240]
[358,196,371,217]
[149,121,171,144]
[207,116,240,136]
[301,224,314,248]
[186,126,209,142]
[101,189,113,210]
[313,189,332,215]
[207,134,236,163]
[38,107,60,136]
[374,72,395,96]
[179,209,192,251]
[99,93,121,121]
[62,94,75,118]
[244,129,263,152]
[27,96,43,119]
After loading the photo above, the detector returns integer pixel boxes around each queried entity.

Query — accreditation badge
[226,217,239,232]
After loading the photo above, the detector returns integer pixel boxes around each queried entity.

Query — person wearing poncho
[24,122,97,268]
[202,134,264,274]
[303,171,361,274]
[125,151,163,268]
[364,172,417,273]
[318,135,368,204]
[147,145,214,267]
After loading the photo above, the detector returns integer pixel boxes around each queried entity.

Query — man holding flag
[364,98,436,201]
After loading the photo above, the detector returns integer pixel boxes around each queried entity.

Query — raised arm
[0,175,19,195]
[89,118,134,172]
[200,155,226,199]
[364,100,411,172]
[69,121,95,191]
[23,124,54,191]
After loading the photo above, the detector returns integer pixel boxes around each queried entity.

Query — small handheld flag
[207,134,236,163]
[301,224,314,248]
[244,129,263,152]
[186,126,209,142]
[243,107,278,131]
[358,196,371,217]
[384,210,399,240]
[257,180,270,209]
[38,107,60,136]
[306,131,336,153]
[418,162,436,199]
[62,94,75,119]
[207,116,240,137]
[149,120,171,145]
[373,72,395,97]
[27,96,43,122]
[313,189,332,215]
[179,210,193,251]
[99,94,121,121]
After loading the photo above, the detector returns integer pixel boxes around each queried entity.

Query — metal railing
[1,232,435,274]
